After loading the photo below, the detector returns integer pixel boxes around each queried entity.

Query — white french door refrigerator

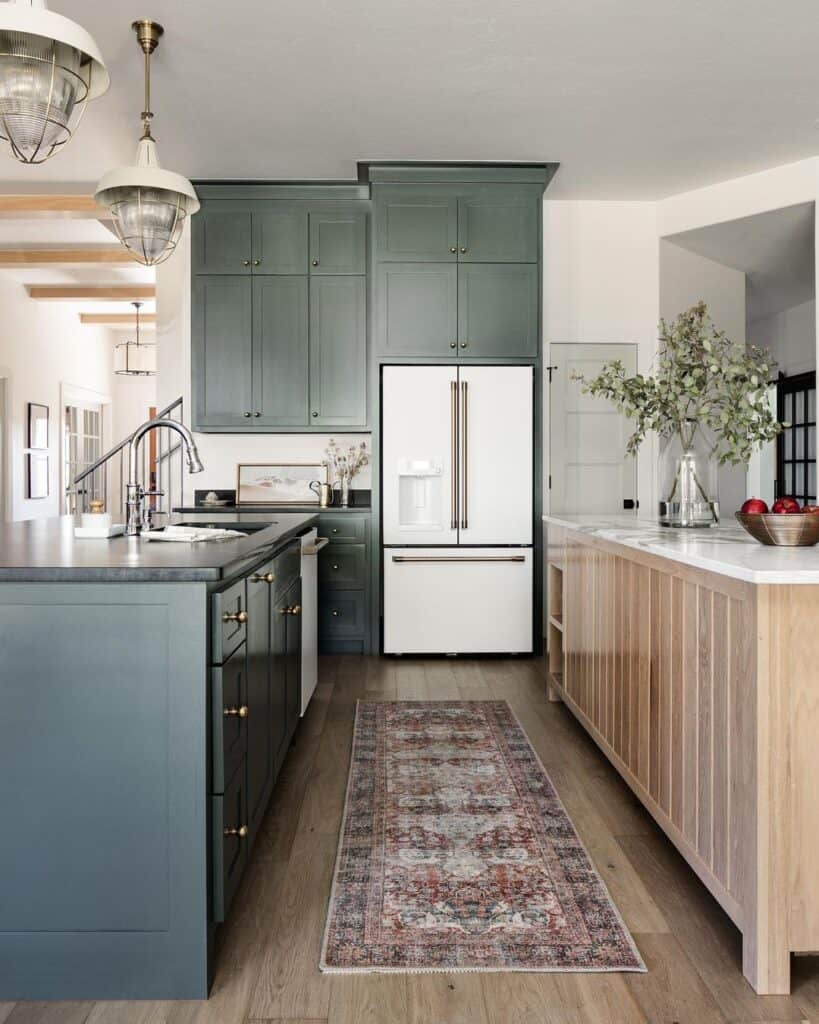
[382,365,533,654]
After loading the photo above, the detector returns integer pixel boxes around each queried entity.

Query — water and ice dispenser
[396,458,444,530]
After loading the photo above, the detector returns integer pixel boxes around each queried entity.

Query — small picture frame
[27,402,49,450]
[237,462,327,505]
[26,453,49,499]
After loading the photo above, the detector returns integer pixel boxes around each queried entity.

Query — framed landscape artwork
[236,462,327,505]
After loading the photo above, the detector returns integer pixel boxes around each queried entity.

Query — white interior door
[549,343,638,515]
[382,366,459,545]
[458,365,533,544]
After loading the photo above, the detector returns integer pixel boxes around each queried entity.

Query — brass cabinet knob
[449,246,457,253]
[312,259,319,266]
[254,411,261,417]
[460,342,468,348]
[222,610,248,624]
[253,259,260,266]
[460,247,467,253]
[249,572,275,584]
[242,260,250,266]
[332,609,340,617]
[223,705,249,718]
[332,563,339,570]
[243,411,251,417]
[312,411,318,418]
[332,528,339,533]
[290,604,301,616]
[223,825,248,838]
[449,342,456,348]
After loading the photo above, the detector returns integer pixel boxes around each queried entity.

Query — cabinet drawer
[212,761,248,923]
[319,590,367,637]
[212,577,247,663]
[272,541,301,595]
[319,543,366,589]
[212,647,248,794]
[319,513,369,545]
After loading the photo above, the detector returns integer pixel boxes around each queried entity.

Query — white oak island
[544,514,819,995]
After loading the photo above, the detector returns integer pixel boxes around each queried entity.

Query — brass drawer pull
[223,825,248,839]
[249,572,275,584]
[223,705,249,718]
[280,604,302,616]
[222,610,248,624]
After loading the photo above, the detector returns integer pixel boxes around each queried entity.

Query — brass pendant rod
[131,20,164,140]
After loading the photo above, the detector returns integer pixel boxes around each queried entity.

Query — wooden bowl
[735,511,819,546]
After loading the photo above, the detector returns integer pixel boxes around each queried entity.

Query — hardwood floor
[8,654,819,1023]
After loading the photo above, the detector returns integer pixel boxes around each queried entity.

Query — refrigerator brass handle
[461,380,468,530]
[391,555,526,563]
[450,380,458,530]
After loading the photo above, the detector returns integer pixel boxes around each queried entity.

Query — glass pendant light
[0,0,108,164]
[95,21,198,267]
[115,302,156,376]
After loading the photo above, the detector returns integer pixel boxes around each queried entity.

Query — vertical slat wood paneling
[592,548,601,732]
[637,564,651,789]
[629,558,640,775]
[698,587,714,868]
[620,556,631,765]
[670,576,684,830]
[729,594,754,905]
[683,580,699,845]
[649,570,661,803]
[712,592,730,884]
[659,572,672,815]
[605,554,615,746]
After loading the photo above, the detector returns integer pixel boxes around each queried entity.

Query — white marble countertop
[543,513,819,584]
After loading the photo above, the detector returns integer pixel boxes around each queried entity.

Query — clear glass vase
[658,426,719,527]
[338,476,350,507]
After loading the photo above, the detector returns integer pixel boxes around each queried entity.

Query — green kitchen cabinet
[375,262,458,356]
[374,187,458,262]
[253,276,309,427]
[252,206,308,274]
[192,276,254,428]
[309,210,367,274]
[245,567,277,844]
[457,193,538,263]
[192,201,253,274]
[457,263,539,358]
[318,511,371,654]
[309,276,367,426]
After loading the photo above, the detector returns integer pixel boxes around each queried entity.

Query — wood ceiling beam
[0,195,106,219]
[0,248,132,266]
[26,285,155,302]
[79,313,157,326]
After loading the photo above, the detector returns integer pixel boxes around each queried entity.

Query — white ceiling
[2,0,819,198]
[665,202,815,321]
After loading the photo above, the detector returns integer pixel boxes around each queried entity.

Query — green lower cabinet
[253,276,309,427]
[212,761,248,923]
[309,276,367,427]
[318,512,371,654]
[375,262,457,356]
[457,263,539,358]
[245,568,277,843]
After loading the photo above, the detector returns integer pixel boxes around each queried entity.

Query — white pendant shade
[0,0,108,164]
[96,137,199,266]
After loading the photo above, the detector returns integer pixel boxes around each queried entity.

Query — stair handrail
[69,396,184,489]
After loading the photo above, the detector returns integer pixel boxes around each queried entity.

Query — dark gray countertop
[173,504,371,514]
[0,512,319,583]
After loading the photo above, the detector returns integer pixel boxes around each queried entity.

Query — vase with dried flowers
[324,439,369,507]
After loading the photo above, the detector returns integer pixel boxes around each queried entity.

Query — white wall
[748,299,816,377]
[659,240,748,515]
[156,227,371,505]
[0,275,115,522]
[542,200,660,514]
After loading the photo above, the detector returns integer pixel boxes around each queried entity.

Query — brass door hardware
[249,572,275,584]
[392,555,525,563]
[222,610,248,624]
[280,605,301,616]
[460,247,467,253]
[449,246,457,253]
[223,825,248,838]
[223,705,249,718]
[461,379,468,529]
[450,380,458,530]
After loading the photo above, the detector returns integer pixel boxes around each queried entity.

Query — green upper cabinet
[253,277,309,427]
[192,276,254,428]
[309,276,367,426]
[375,263,457,356]
[192,202,253,274]
[457,191,539,263]
[252,206,308,274]
[309,211,367,274]
[457,263,539,358]
[374,187,458,262]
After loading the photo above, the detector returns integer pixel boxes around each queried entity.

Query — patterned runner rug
[320,700,645,973]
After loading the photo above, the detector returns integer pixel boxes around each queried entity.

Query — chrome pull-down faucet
[125,418,204,536]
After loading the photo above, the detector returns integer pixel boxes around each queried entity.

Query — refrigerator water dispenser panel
[397,458,444,530]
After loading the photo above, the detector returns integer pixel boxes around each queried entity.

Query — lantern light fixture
[95,20,198,267]
[115,301,156,377]
[0,0,109,164]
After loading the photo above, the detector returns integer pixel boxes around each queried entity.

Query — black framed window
[776,370,816,503]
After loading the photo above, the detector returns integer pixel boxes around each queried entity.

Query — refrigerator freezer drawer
[384,547,532,654]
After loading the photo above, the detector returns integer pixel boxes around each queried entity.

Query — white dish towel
[142,526,248,543]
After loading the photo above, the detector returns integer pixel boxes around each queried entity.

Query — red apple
[772,496,801,514]
[741,498,769,514]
